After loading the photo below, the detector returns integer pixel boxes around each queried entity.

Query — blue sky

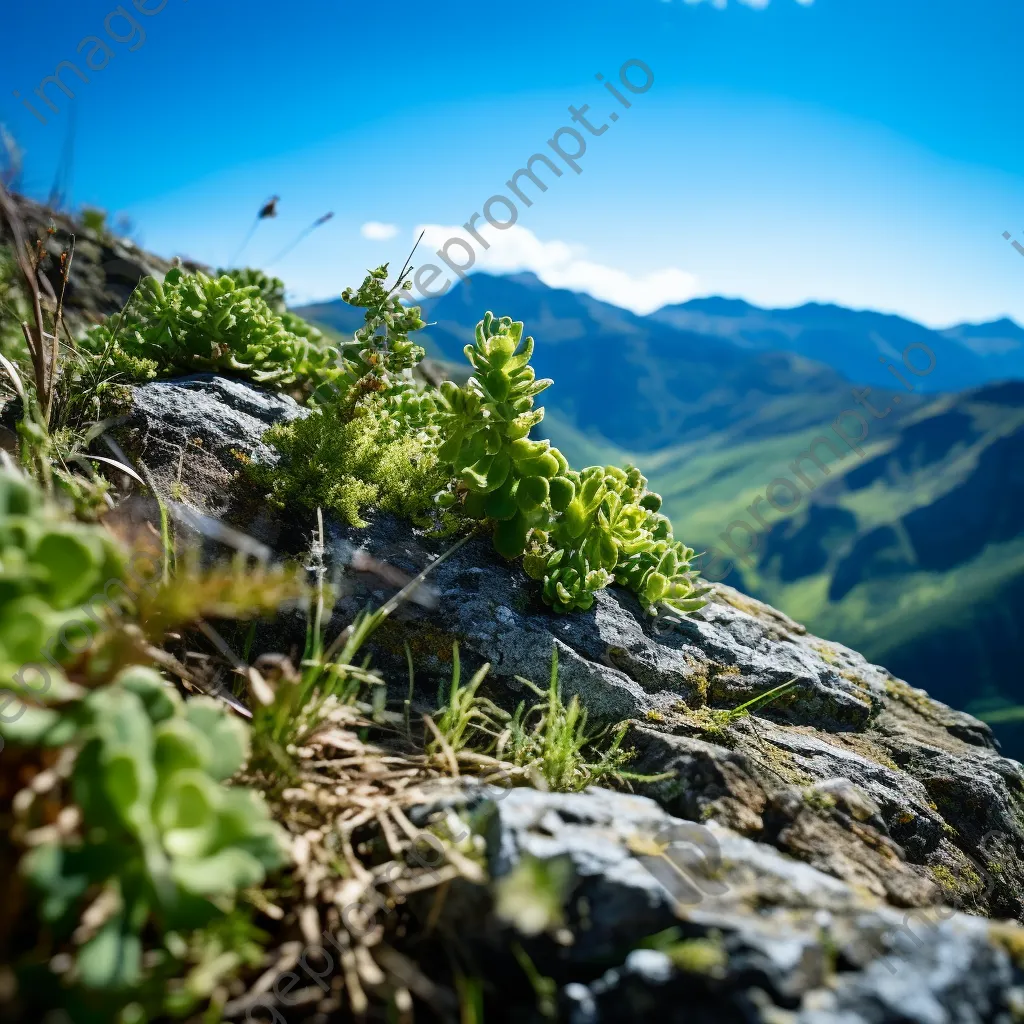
[2,0,1023,325]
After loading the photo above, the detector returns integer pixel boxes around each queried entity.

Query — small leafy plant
[19,665,287,992]
[80,267,341,395]
[502,647,638,792]
[430,643,501,757]
[428,645,643,793]
[253,263,452,527]
[0,465,124,688]
[708,677,799,729]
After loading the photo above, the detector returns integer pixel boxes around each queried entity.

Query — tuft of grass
[502,647,649,793]
[430,643,500,757]
[424,645,665,793]
[453,971,486,1024]
[511,941,558,1020]
[250,532,473,768]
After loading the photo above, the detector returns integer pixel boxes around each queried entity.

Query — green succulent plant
[434,312,569,559]
[524,463,708,615]
[80,267,342,396]
[18,665,287,992]
[0,465,124,690]
[434,312,708,615]
[216,266,326,352]
[0,468,287,1011]
[214,267,288,313]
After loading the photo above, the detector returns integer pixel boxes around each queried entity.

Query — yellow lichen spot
[828,733,901,773]
[929,863,983,899]
[690,673,710,706]
[802,788,837,813]
[667,937,727,977]
[719,591,766,620]
[810,640,839,665]
[989,922,1024,968]
[627,833,671,857]
[885,678,950,725]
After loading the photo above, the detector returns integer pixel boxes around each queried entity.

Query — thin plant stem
[45,236,73,425]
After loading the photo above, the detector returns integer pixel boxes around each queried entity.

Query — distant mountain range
[296,273,1024,754]
[650,295,1024,393]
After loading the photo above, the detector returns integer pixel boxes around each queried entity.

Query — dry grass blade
[423,713,460,776]
[70,452,146,486]
[0,184,49,410]
[323,532,473,662]
[195,619,272,712]
[167,500,274,561]
[0,350,26,403]
[374,945,459,1017]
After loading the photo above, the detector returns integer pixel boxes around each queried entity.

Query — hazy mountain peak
[299,271,1024,394]
[676,296,760,316]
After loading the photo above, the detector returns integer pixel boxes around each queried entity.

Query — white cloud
[361,221,399,241]
[414,223,698,315]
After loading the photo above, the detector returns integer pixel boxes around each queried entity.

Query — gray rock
[115,374,306,540]
[126,373,306,471]
[122,374,1024,1022]
[414,784,1024,1024]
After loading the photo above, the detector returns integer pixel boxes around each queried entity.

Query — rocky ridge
[109,372,1024,1022]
